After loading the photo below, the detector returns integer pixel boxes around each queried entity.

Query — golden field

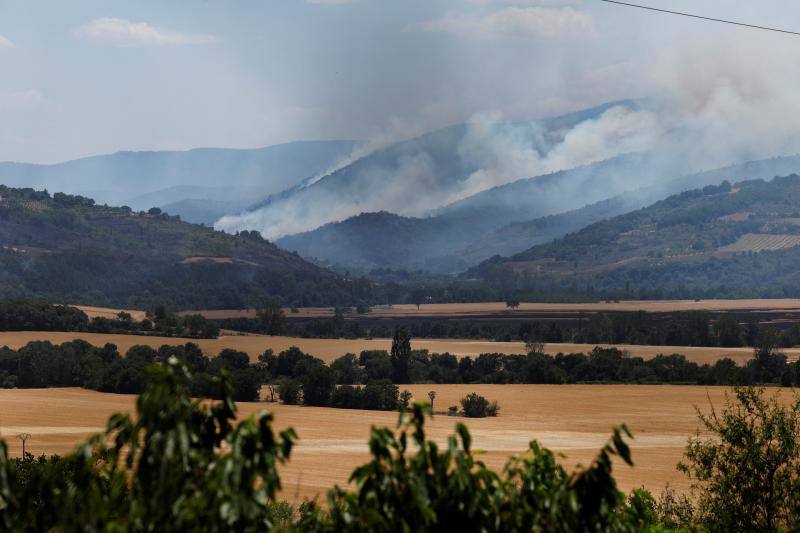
[0,330,792,365]
[184,298,800,320]
[72,305,148,321]
[1,384,782,500]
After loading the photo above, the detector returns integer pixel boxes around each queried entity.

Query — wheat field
[184,298,800,320]
[2,384,785,500]
[0,330,789,365]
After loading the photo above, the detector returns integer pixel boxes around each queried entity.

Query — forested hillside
[0,186,372,309]
[468,175,800,299]
[278,155,800,273]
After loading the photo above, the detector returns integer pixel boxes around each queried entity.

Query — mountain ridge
[0,140,357,213]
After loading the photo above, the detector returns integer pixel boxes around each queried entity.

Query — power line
[599,0,800,37]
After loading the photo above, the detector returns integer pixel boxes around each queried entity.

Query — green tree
[390,327,412,384]
[257,301,286,336]
[398,390,413,410]
[427,390,436,411]
[330,353,363,385]
[360,380,399,410]
[713,314,743,347]
[360,350,392,381]
[411,289,426,310]
[300,364,336,406]
[278,378,302,405]
[679,387,800,531]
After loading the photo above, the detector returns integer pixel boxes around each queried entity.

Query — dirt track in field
[3,385,784,500]
[0,331,789,365]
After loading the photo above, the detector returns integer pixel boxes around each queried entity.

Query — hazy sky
[2,0,800,163]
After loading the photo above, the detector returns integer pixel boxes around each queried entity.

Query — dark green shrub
[300,363,335,406]
[279,378,302,405]
[460,393,491,418]
[331,385,362,409]
[361,380,399,410]
[679,387,800,531]
[330,353,363,385]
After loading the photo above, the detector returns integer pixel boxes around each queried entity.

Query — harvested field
[185,298,800,320]
[0,331,790,365]
[2,385,789,499]
[717,211,750,222]
[72,305,148,322]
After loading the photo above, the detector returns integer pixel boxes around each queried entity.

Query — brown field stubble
[4,385,793,500]
[185,298,800,320]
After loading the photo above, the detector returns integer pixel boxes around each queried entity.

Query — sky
[2,0,800,163]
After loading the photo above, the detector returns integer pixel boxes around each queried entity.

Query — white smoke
[451,105,664,202]
[216,35,800,240]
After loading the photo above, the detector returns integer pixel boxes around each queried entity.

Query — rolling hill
[466,174,800,299]
[0,140,356,214]
[0,186,371,309]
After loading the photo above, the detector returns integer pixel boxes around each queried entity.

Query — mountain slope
[217,101,644,239]
[0,140,356,208]
[275,153,658,272]
[276,212,449,272]
[452,155,800,264]
[466,174,800,299]
[0,186,369,309]
[276,155,800,273]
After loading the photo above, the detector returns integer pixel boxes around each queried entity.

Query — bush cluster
[459,393,499,418]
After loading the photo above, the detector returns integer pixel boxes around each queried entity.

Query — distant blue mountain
[0,140,357,210]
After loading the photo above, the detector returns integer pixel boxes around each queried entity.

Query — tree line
[221,306,800,350]
[0,340,260,400]
[250,328,800,410]
[0,299,220,339]
[320,343,798,387]
[2,360,800,530]
[2,328,799,407]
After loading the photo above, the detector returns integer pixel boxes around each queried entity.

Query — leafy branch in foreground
[679,386,800,532]
[299,404,637,532]
[0,359,296,531]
